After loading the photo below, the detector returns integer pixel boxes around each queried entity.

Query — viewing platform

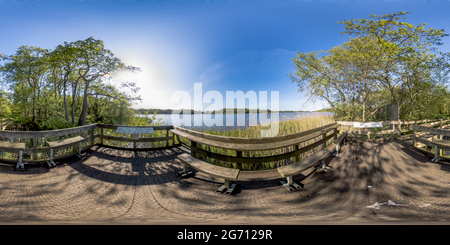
[0,119,450,224]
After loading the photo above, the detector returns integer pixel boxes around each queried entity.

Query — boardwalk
[1,136,450,224]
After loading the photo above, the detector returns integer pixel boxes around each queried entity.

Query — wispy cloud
[199,62,227,84]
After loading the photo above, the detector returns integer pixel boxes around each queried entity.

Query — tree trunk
[71,78,80,125]
[63,79,69,124]
[78,80,90,126]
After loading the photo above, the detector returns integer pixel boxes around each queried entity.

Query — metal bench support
[16,150,25,171]
[75,142,85,159]
[47,149,56,168]
[431,145,441,163]
[332,144,342,157]
[176,163,193,179]
[281,176,303,191]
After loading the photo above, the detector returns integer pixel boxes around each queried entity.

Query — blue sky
[1,0,450,111]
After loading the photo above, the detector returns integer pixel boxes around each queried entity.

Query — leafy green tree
[1,37,142,129]
[1,46,51,127]
[290,12,450,122]
[69,37,141,126]
[338,12,447,105]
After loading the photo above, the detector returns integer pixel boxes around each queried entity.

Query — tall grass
[181,115,335,171]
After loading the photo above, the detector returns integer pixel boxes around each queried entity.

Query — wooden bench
[0,141,26,171]
[47,136,85,168]
[277,132,348,191]
[170,123,340,193]
[177,153,240,194]
[277,148,332,191]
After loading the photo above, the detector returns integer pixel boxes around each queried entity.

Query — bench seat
[0,141,25,153]
[277,133,348,190]
[48,136,85,150]
[334,132,348,145]
[277,148,332,179]
[0,141,26,171]
[47,136,85,168]
[177,153,240,190]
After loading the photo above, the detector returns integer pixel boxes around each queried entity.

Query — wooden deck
[1,136,450,224]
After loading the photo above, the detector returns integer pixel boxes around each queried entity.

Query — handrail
[0,118,446,168]
[337,118,446,127]
[0,122,342,170]
[171,123,340,170]
[339,118,450,137]
[412,121,450,162]
[0,124,177,164]
[96,124,177,150]
[172,123,338,144]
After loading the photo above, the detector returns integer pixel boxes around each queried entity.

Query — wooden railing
[338,118,450,137]
[412,121,450,162]
[0,124,97,163]
[0,124,178,164]
[170,123,340,170]
[2,118,449,168]
[97,124,178,149]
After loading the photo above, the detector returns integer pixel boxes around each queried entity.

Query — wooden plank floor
[1,136,450,224]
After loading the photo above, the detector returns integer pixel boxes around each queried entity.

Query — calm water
[142,112,334,130]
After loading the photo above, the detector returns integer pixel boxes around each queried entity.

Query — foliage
[0,37,142,130]
[290,12,450,122]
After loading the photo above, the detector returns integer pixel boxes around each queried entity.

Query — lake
[141,112,334,130]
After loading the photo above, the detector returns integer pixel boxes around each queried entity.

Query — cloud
[199,62,227,84]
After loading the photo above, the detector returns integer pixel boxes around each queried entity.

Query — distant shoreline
[134,108,334,115]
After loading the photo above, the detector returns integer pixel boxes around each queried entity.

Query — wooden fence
[0,122,340,170]
[412,121,450,161]
[338,118,449,137]
[0,124,178,164]
[1,118,445,169]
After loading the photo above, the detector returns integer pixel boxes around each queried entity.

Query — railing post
[191,141,198,158]
[322,132,327,149]
[91,128,94,146]
[33,137,38,160]
[165,129,169,147]
[440,119,443,156]
[294,144,300,162]
[101,127,104,145]
[236,151,242,170]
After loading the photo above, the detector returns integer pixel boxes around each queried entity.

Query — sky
[1,0,450,111]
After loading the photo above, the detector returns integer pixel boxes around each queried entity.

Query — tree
[338,12,448,105]
[290,12,450,122]
[290,36,380,121]
[70,37,141,126]
[1,46,51,126]
[0,89,11,128]
[0,37,142,129]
